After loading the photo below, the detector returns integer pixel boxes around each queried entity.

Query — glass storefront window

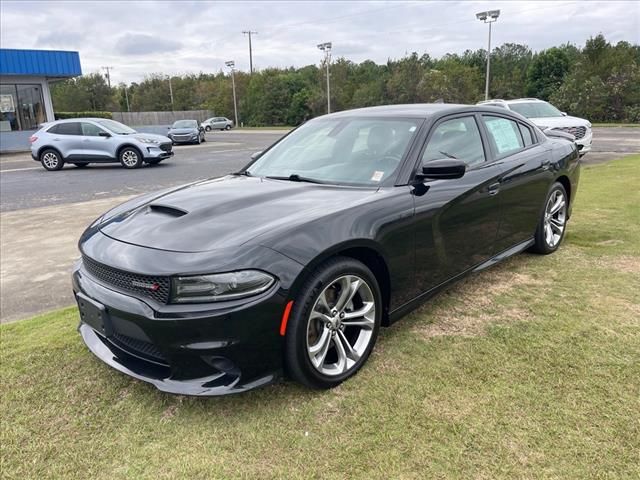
[0,84,46,132]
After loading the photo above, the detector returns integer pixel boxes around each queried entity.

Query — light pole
[317,42,332,114]
[123,85,130,112]
[242,30,258,74]
[167,75,175,110]
[476,9,500,101]
[225,61,239,127]
[101,66,114,89]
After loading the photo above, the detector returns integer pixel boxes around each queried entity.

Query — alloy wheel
[306,274,376,376]
[42,152,59,169]
[121,150,139,167]
[544,189,567,248]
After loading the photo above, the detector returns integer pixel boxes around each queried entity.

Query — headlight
[171,270,275,303]
[138,137,161,144]
[586,122,592,128]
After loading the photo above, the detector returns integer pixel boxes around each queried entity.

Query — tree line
[52,34,639,125]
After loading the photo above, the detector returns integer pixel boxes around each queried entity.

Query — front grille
[159,143,172,152]
[554,126,587,139]
[110,332,167,363]
[172,134,192,141]
[82,255,170,304]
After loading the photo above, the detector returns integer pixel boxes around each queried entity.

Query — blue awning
[0,49,81,78]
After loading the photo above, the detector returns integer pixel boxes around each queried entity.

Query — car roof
[324,103,520,119]
[479,98,546,105]
[52,118,114,123]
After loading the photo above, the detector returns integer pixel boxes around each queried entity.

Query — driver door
[412,114,503,292]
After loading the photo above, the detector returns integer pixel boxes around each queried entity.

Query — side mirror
[561,111,567,116]
[251,151,263,161]
[167,126,171,130]
[418,158,466,180]
[98,131,111,138]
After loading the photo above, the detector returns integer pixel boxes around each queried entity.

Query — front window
[172,120,198,129]
[0,83,45,131]
[247,117,422,186]
[509,102,563,118]
[423,116,485,167]
[96,119,137,135]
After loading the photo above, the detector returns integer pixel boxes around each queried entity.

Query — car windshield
[509,102,563,118]
[247,117,422,186]
[172,120,198,129]
[97,119,137,135]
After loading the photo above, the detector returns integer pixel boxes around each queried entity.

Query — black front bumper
[72,262,286,396]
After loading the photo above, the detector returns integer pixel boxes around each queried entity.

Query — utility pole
[225,61,239,127]
[476,10,500,101]
[124,85,130,112]
[317,42,332,114]
[167,75,175,110]
[101,66,114,89]
[242,30,258,74]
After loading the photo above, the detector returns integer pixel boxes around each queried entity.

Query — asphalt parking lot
[0,127,637,322]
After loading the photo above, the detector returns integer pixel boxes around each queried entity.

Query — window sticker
[486,118,521,154]
[371,171,384,182]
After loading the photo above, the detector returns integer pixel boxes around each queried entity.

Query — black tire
[73,163,89,168]
[205,126,211,132]
[39,149,64,171]
[146,159,163,165]
[225,125,231,130]
[285,257,382,389]
[118,147,143,169]
[531,182,569,254]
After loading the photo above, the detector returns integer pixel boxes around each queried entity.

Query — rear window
[50,122,81,135]
[482,116,524,156]
[519,124,534,146]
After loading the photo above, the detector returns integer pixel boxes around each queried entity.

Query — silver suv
[30,118,174,171]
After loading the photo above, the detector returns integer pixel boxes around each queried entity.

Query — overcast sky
[1,1,638,84]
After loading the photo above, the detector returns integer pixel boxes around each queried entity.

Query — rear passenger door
[49,122,84,159]
[480,115,552,252]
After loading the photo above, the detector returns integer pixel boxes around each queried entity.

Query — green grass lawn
[2,156,639,479]
[592,123,640,128]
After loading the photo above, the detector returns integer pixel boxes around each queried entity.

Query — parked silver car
[201,116,234,131]
[29,118,173,171]
[167,119,206,144]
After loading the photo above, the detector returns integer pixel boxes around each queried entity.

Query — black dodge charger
[73,104,580,395]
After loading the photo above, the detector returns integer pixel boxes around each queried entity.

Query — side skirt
[387,237,534,325]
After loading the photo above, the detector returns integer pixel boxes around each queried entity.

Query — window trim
[414,112,489,174]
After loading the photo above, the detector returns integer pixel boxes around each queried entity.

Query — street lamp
[225,61,239,128]
[317,42,332,114]
[476,9,500,101]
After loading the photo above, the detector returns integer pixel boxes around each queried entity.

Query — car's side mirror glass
[251,151,263,161]
[417,158,466,181]
[98,131,111,138]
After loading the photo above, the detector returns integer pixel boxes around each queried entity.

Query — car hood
[132,133,171,143]
[168,128,198,134]
[527,116,590,128]
[98,176,377,253]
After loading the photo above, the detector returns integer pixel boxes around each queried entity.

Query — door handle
[488,182,500,196]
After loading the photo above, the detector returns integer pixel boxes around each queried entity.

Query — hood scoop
[148,204,188,217]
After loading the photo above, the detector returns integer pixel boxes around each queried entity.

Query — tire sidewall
[205,126,211,132]
[119,147,143,169]
[285,257,382,389]
[535,182,568,254]
[40,149,64,171]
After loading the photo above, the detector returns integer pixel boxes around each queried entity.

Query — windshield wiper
[265,174,325,184]
[439,151,458,159]
[232,170,252,176]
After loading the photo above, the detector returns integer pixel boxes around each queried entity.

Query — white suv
[477,98,592,155]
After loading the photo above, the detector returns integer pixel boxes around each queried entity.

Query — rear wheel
[119,147,143,169]
[40,149,64,171]
[531,182,568,254]
[285,257,381,389]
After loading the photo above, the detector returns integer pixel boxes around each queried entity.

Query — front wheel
[205,126,211,132]
[531,182,568,254]
[285,257,381,389]
[119,147,143,169]
[225,125,231,130]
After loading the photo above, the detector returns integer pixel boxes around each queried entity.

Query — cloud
[36,31,86,49]
[114,33,182,56]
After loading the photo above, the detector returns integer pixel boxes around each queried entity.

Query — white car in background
[478,98,592,155]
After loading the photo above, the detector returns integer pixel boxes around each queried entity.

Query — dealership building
[0,48,81,152]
